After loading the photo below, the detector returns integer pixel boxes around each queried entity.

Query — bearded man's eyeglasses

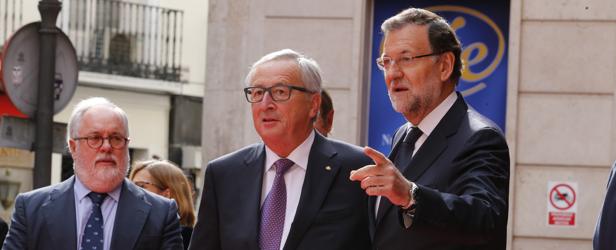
[73,135,130,149]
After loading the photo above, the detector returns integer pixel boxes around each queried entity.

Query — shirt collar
[264,130,315,171]
[411,91,457,137]
[74,175,122,202]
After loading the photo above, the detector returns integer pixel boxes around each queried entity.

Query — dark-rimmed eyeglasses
[376,51,444,71]
[243,84,315,103]
[73,135,130,149]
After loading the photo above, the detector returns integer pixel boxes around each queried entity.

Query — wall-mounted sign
[547,181,577,227]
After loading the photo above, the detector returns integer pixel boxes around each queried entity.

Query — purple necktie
[259,158,294,250]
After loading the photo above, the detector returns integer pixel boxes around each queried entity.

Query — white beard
[74,153,129,193]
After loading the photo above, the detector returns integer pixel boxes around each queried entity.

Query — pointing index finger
[363,146,391,166]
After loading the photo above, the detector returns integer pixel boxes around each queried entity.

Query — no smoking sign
[547,181,578,226]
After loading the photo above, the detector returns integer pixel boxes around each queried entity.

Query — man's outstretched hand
[350,146,412,207]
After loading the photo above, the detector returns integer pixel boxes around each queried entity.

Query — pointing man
[350,8,510,250]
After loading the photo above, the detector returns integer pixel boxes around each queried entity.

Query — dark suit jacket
[189,132,372,250]
[372,93,510,250]
[594,161,616,250]
[2,176,183,250]
[0,217,7,245]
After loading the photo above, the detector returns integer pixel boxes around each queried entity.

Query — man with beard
[350,8,510,250]
[3,97,183,250]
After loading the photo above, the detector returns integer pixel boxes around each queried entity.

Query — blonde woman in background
[130,160,196,250]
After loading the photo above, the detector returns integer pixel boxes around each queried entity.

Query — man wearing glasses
[3,97,183,250]
[189,49,371,250]
[350,8,510,250]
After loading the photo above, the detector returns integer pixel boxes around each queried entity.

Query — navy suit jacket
[2,176,183,250]
[594,161,616,250]
[189,132,372,250]
[371,93,510,250]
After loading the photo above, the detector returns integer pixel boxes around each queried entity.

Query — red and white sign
[547,181,577,227]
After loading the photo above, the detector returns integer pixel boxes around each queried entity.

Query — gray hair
[245,49,323,92]
[66,97,129,143]
[381,8,463,84]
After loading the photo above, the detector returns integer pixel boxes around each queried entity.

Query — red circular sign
[549,184,576,210]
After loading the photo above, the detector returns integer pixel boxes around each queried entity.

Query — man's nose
[386,62,403,76]
[99,138,113,151]
[262,91,276,104]
[385,66,403,82]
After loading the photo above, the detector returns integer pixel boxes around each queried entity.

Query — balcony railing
[0,0,23,49]
[62,0,184,82]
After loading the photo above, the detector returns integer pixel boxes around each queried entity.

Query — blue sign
[368,1,510,154]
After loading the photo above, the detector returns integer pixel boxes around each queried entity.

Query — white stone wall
[509,0,616,248]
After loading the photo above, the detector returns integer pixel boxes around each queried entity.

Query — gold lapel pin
[325,166,332,171]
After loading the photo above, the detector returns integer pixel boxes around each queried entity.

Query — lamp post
[34,0,61,188]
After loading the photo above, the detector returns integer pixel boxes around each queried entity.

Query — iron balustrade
[62,0,185,82]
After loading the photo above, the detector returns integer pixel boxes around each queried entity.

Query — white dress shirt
[261,130,315,250]
[375,91,458,215]
[74,176,122,250]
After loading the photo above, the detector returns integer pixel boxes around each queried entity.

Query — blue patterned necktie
[259,158,294,250]
[81,192,107,250]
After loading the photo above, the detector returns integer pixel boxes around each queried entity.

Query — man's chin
[76,167,125,192]
[258,131,288,144]
[390,98,417,114]
[87,175,124,193]
[257,126,283,137]
[391,102,407,114]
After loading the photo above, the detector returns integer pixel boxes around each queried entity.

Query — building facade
[0,0,207,220]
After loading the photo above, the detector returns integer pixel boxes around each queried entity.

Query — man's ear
[69,139,77,156]
[439,51,455,82]
[310,93,321,119]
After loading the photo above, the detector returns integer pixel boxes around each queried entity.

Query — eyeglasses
[243,84,315,103]
[134,181,164,190]
[376,51,444,71]
[73,135,130,149]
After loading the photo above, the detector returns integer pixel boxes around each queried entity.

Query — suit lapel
[42,176,78,249]
[387,123,411,165]
[110,180,151,249]
[242,144,267,248]
[284,133,340,250]
[405,93,467,180]
[376,93,468,225]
